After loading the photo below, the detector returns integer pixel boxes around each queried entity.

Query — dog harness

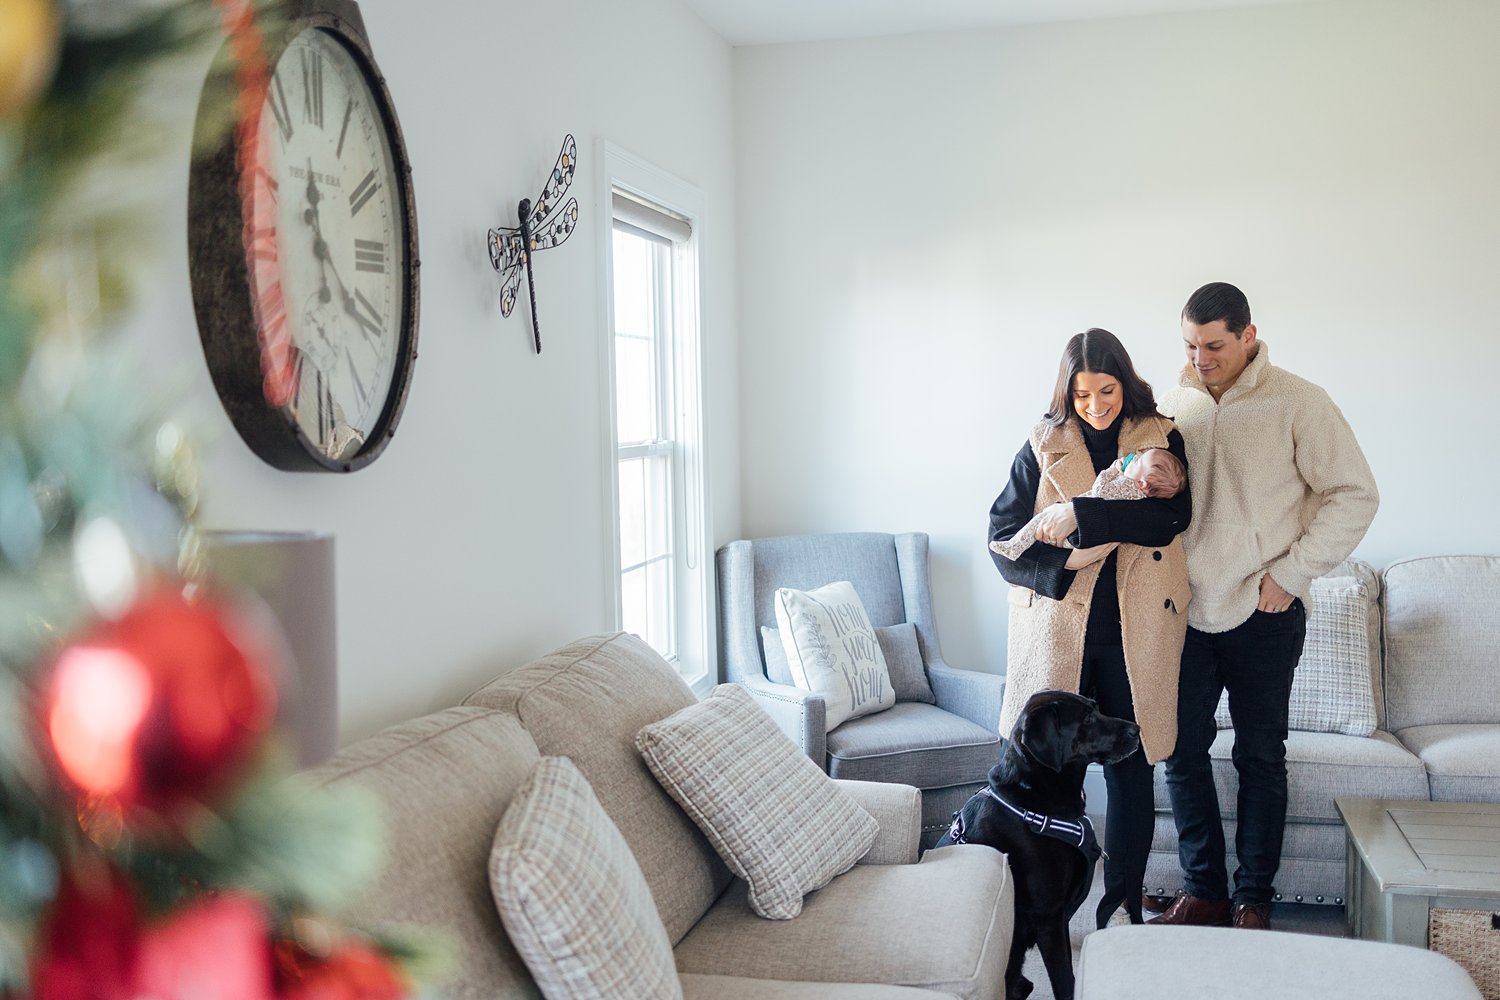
[945,787,1104,864]
[944,786,1104,917]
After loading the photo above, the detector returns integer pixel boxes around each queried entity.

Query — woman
[988,328,1192,928]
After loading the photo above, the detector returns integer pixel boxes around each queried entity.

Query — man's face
[1182,318,1257,399]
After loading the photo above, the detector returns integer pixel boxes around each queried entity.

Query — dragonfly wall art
[486,134,580,354]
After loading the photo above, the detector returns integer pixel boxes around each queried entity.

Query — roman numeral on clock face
[354,238,387,274]
[269,70,294,142]
[349,170,380,217]
[301,48,324,128]
[350,288,384,340]
[336,99,353,158]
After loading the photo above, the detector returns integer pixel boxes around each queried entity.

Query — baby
[990,448,1186,560]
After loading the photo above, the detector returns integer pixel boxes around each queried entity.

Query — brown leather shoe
[1147,893,1231,926]
[1142,893,1174,914]
[1232,902,1272,930]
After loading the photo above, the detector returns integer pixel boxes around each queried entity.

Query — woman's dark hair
[1182,281,1252,335]
[1043,328,1163,426]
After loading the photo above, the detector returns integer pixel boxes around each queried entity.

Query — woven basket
[1429,908,1500,999]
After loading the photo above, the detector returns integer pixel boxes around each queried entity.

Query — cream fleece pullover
[1159,342,1379,634]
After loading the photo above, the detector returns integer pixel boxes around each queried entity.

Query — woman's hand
[1064,544,1112,569]
[1034,502,1078,546]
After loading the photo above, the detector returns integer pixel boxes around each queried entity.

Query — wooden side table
[1336,797,1500,946]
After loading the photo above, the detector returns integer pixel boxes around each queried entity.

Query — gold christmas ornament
[0,0,61,119]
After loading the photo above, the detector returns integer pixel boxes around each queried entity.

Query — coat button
[1163,598,1171,609]
[1152,551,1162,561]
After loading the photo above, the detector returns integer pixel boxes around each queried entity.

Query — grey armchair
[717,531,1006,846]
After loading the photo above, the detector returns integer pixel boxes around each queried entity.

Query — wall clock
[189,0,419,472]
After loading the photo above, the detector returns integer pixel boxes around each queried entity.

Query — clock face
[245,27,406,463]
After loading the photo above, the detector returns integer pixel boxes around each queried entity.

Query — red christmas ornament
[29,867,138,1000]
[135,894,276,1000]
[274,938,406,1000]
[31,868,276,1000]
[42,591,278,820]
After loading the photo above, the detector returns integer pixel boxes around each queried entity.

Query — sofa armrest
[929,660,1005,733]
[739,677,828,767]
[834,779,921,865]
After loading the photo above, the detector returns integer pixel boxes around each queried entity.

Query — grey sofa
[308,632,1015,999]
[1144,555,1500,906]
[717,532,1007,847]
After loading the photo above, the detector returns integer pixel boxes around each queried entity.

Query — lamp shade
[203,530,337,765]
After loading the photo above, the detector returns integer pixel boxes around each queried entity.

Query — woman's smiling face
[1072,371,1121,431]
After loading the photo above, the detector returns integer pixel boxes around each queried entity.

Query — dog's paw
[1006,976,1035,1000]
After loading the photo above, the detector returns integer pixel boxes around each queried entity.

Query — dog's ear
[1016,702,1069,772]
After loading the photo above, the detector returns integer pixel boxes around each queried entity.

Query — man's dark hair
[1043,328,1163,427]
[1182,282,1252,336]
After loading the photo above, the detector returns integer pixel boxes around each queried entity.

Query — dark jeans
[1164,603,1307,905]
[1080,643,1154,924]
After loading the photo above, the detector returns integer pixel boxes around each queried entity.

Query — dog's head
[1011,689,1140,772]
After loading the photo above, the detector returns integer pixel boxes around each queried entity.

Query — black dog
[935,689,1139,1000]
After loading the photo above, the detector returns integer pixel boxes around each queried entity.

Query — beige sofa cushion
[464,633,731,944]
[637,684,877,919]
[307,707,543,1000]
[674,844,1012,1000]
[491,757,681,1000]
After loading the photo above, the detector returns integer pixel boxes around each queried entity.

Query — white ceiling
[678,0,1316,46]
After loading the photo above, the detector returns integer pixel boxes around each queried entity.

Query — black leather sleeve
[1071,428,1193,548]
[987,439,1075,601]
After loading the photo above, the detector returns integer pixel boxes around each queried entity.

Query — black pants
[1080,643,1153,926]
[1163,603,1307,905]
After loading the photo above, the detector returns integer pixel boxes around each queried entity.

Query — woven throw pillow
[1215,576,1377,736]
[635,683,878,919]
[489,757,682,1000]
[772,581,896,729]
[761,622,935,704]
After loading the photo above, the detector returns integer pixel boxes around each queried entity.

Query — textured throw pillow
[635,683,878,920]
[1215,576,1378,736]
[772,581,896,729]
[761,622,934,705]
[489,757,682,1000]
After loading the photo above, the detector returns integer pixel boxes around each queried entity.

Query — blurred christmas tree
[0,2,428,996]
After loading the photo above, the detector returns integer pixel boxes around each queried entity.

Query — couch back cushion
[463,633,731,945]
[1383,555,1500,731]
[747,533,907,631]
[307,707,543,1000]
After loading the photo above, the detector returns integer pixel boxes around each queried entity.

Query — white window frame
[597,141,714,695]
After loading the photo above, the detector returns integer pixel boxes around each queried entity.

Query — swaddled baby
[990,447,1186,561]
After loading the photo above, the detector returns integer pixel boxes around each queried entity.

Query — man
[1151,282,1379,930]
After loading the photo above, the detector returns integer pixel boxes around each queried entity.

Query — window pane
[646,557,674,660]
[645,453,672,561]
[612,229,653,340]
[621,564,647,646]
[618,458,645,570]
[614,336,654,445]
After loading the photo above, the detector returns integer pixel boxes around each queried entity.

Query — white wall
[129,0,738,741]
[733,0,1500,677]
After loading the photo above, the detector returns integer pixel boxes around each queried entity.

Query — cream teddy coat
[998,415,1191,765]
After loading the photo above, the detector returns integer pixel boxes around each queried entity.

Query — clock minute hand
[304,159,335,304]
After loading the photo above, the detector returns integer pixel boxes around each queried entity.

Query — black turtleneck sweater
[987,416,1192,647]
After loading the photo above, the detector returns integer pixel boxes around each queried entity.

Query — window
[601,144,712,690]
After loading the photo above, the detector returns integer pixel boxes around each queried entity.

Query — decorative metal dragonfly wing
[486,134,580,354]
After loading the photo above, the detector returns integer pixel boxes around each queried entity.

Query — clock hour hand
[304,158,334,304]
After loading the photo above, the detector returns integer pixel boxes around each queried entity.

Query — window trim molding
[596,140,714,696]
